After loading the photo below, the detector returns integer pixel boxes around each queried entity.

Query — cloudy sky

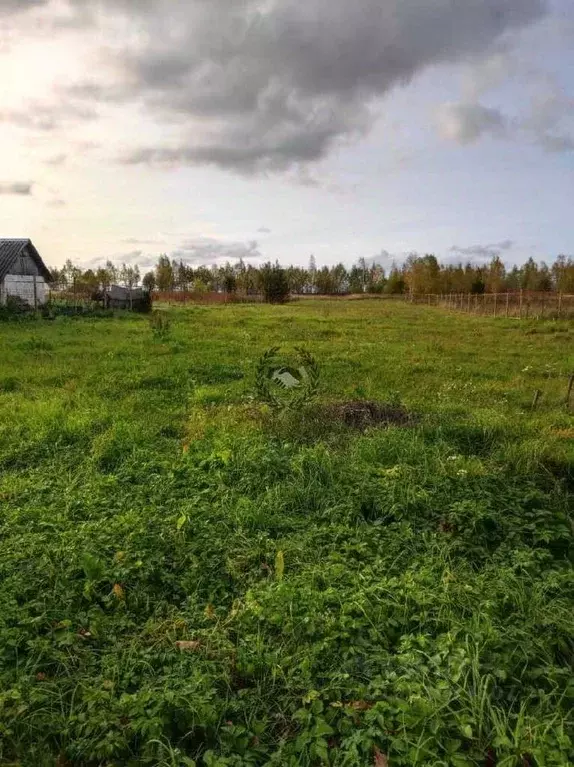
[1,0,573,271]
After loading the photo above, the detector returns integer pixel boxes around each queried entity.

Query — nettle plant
[255,346,320,409]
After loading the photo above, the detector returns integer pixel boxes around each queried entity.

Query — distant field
[0,301,573,766]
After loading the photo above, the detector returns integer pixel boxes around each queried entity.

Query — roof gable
[0,239,51,281]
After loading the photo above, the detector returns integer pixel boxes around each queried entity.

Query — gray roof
[109,285,143,299]
[0,239,51,281]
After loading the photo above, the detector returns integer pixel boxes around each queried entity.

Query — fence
[49,288,573,316]
[153,291,264,304]
[44,289,150,314]
[410,291,574,319]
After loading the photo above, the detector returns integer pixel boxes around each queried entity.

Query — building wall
[17,251,41,277]
[0,275,47,306]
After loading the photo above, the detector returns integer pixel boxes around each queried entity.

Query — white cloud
[171,237,262,265]
[436,102,507,145]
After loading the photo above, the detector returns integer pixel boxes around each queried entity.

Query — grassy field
[0,300,573,767]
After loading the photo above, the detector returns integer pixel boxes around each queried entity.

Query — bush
[133,290,153,313]
[0,296,36,321]
[258,262,290,304]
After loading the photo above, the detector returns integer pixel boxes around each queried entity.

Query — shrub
[258,262,290,304]
[133,290,153,313]
[0,296,35,321]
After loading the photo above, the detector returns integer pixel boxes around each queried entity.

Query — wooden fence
[410,291,574,319]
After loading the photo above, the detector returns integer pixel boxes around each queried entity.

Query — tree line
[49,253,574,300]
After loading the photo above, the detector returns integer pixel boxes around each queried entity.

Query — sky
[0,0,573,273]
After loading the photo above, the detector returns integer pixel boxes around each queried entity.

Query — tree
[62,259,82,291]
[142,271,156,291]
[96,266,113,293]
[48,267,66,291]
[308,255,317,293]
[536,262,552,292]
[385,264,406,294]
[238,264,258,295]
[358,257,368,293]
[223,272,237,294]
[331,263,348,294]
[367,263,385,293]
[552,255,574,293]
[79,269,100,298]
[315,266,334,294]
[38,253,571,307]
[286,266,307,294]
[470,274,486,294]
[506,265,521,291]
[119,263,140,309]
[119,264,140,289]
[175,260,193,291]
[485,256,506,293]
[521,258,541,291]
[194,279,208,295]
[194,266,213,291]
[105,260,119,284]
[404,254,440,294]
[258,262,290,303]
[155,255,174,291]
[348,265,364,294]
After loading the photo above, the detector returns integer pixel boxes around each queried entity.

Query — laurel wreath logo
[255,346,320,409]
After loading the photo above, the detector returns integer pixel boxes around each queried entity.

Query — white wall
[0,275,47,306]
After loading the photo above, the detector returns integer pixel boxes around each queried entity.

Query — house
[105,284,145,310]
[0,239,51,308]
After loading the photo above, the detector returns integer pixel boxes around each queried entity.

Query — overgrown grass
[0,301,572,766]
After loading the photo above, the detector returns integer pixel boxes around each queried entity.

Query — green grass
[0,301,573,767]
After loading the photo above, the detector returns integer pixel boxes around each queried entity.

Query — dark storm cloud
[115,0,546,172]
[0,182,33,195]
[6,0,547,172]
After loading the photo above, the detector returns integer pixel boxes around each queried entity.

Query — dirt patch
[322,401,416,430]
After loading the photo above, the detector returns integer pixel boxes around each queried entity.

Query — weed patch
[0,376,19,393]
[18,335,54,352]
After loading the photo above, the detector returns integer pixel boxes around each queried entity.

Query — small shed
[105,284,145,309]
[0,239,51,308]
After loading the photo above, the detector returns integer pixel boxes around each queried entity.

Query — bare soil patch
[322,400,416,430]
